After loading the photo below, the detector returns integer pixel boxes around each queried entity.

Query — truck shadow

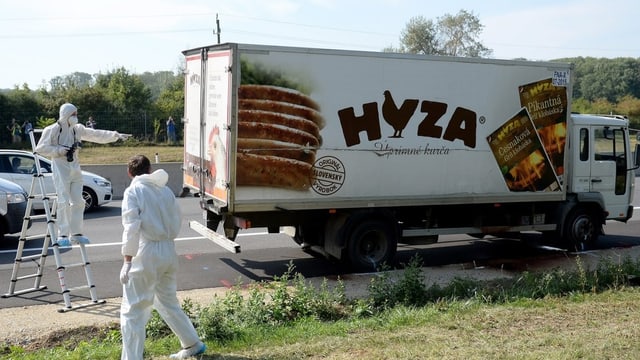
[224,233,640,281]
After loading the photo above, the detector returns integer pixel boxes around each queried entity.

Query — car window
[39,159,52,173]
[10,155,36,174]
[0,155,12,173]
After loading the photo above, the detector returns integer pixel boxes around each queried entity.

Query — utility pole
[214,13,221,44]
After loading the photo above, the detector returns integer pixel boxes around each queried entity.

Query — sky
[1,0,639,90]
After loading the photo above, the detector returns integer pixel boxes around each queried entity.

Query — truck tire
[563,208,598,252]
[346,219,397,272]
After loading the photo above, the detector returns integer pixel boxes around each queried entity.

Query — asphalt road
[1,179,639,310]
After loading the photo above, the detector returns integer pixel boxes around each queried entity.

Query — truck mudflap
[189,220,241,253]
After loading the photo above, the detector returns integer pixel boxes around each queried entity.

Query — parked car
[0,177,29,241]
[0,150,113,211]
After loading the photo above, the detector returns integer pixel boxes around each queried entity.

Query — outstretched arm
[78,125,130,144]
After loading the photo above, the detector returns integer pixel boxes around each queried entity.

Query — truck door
[589,125,632,219]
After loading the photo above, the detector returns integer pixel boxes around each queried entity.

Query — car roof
[0,149,34,155]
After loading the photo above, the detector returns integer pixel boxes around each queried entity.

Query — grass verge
[78,143,184,165]
[4,254,640,359]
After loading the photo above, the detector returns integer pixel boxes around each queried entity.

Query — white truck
[182,43,637,271]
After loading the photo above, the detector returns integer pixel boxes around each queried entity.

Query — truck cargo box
[183,43,572,213]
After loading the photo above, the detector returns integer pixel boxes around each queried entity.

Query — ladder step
[65,284,92,293]
[60,262,90,269]
[28,192,57,198]
[21,234,49,241]
[58,299,106,313]
[27,213,52,221]
[14,273,43,281]
[2,286,48,298]
[15,253,46,262]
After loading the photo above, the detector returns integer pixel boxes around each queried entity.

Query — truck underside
[201,196,608,272]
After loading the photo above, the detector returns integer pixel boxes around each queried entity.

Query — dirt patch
[24,323,120,352]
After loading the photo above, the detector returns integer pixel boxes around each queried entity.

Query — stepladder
[1,129,106,312]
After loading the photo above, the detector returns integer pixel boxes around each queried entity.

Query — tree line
[0,67,184,147]
[384,11,640,128]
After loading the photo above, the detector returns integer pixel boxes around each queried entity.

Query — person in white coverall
[35,103,130,246]
[119,155,206,360]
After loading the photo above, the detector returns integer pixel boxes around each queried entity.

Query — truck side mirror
[635,143,640,167]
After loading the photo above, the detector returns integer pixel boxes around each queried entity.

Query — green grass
[78,143,184,165]
[6,255,640,359]
[10,290,640,359]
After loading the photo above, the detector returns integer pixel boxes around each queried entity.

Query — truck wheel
[347,220,397,272]
[563,208,598,252]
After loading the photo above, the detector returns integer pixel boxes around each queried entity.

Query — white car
[0,177,29,240]
[0,149,112,211]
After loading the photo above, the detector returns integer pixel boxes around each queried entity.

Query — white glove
[120,262,132,284]
[57,146,69,156]
[117,133,132,141]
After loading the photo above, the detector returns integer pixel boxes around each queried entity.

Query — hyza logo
[337,89,478,148]
[312,156,345,195]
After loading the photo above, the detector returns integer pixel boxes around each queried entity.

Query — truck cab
[568,114,635,222]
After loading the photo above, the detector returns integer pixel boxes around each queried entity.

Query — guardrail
[82,162,184,200]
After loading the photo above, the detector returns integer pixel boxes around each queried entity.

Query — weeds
[142,253,640,346]
[11,253,640,358]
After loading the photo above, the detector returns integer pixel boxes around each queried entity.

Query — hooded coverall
[35,103,122,240]
[120,169,200,360]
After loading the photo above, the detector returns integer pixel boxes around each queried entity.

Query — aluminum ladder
[1,129,106,312]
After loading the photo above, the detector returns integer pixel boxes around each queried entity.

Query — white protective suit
[120,169,201,360]
[35,103,124,241]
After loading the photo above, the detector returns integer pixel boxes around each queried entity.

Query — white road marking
[0,231,270,255]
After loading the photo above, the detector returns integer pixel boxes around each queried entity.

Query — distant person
[166,116,176,144]
[86,116,96,129]
[119,154,206,360]
[22,119,33,142]
[35,103,130,247]
[7,118,21,144]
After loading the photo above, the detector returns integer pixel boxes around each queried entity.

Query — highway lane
[1,180,639,309]
[0,196,334,309]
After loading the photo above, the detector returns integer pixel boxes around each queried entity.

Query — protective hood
[131,169,169,188]
[58,103,77,124]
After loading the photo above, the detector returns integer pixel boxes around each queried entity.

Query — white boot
[169,341,206,359]
[70,234,90,244]
[56,236,71,247]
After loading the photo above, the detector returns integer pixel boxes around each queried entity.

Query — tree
[153,74,184,142]
[95,67,152,113]
[154,74,183,116]
[394,10,492,57]
[615,95,640,116]
[437,10,492,57]
[399,16,439,55]
[139,70,179,100]
[590,98,616,115]
[49,72,94,92]
[564,57,640,102]
[5,85,42,122]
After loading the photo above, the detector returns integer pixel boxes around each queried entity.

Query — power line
[0,11,396,41]
[0,12,215,22]
[0,28,212,40]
